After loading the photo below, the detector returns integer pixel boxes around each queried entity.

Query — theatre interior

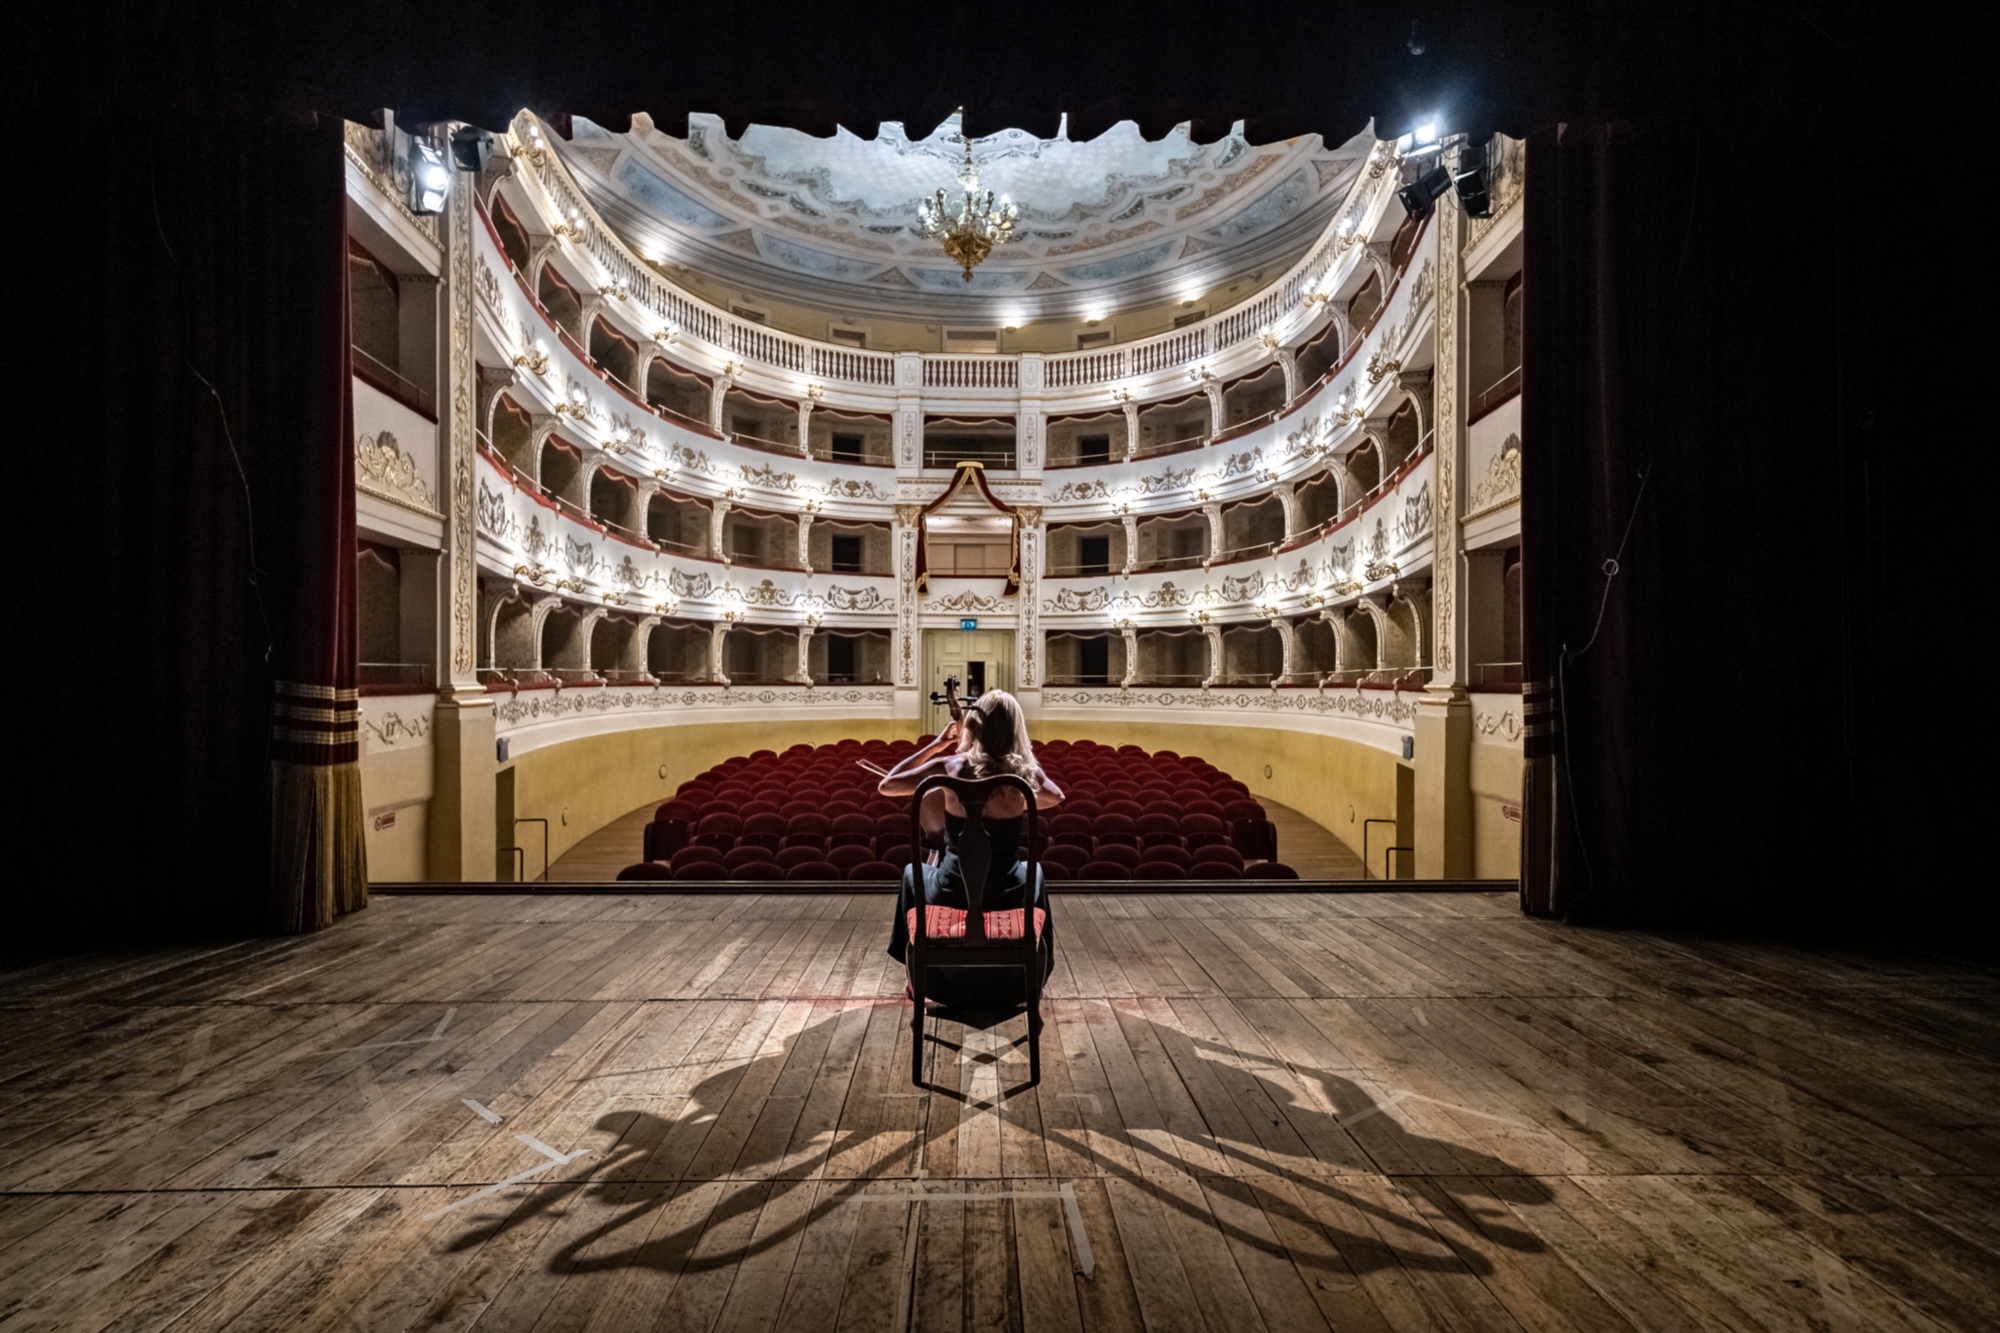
[11,7,1993,1330]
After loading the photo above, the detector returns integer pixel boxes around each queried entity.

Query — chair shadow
[434,1002,1551,1280]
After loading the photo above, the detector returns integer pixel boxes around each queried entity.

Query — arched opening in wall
[1379,589,1427,683]
[356,540,428,692]
[1344,440,1381,503]
[1132,627,1208,686]
[347,239,436,417]
[1346,271,1382,334]
[588,465,641,538]
[723,624,799,684]
[590,613,650,682]
[490,193,534,273]
[810,629,890,684]
[1220,624,1283,686]
[536,263,585,343]
[1134,394,1209,458]
[645,360,709,431]
[723,384,797,455]
[539,436,585,511]
[1045,520,1124,576]
[1296,469,1343,532]
[1293,319,1343,391]
[1218,494,1285,563]
[1294,614,1339,678]
[1382,401,1424,476]
[539,603,595,679]
[810,519,891,576]
[647,487,710,557]
[722,504,796,569]
[488,593,542,677]
[1331,608,1378,684]
[589,317,639,393]
[1132,509,1210,572]
[922,416,1015,470]
[1220,363,1285,434]
[811,408,892,465]
[1044,631,1124,686]
[490,396,536,480]
[647,620,710,682]
[1045,411,1124,467]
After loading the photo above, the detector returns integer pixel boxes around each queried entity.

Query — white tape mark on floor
[846,1182,1093,1277]
[463,1098,503,1124]
[424,1134,590,1220]
[231,958,344,1000]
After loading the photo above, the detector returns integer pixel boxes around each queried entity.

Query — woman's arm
[877,722,962,797]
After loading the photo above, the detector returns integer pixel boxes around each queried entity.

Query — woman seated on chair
[879,689,1064,1004]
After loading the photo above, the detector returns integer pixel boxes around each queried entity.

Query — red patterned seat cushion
[907,905,1047,942]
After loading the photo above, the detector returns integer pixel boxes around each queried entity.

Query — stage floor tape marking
[309,1008,458,1056]
[463,1098,503,1124]
[425,1133,591,1220]
[845,1181,1093,1276]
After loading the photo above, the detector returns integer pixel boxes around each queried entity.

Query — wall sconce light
[1366,353,1401,386]
[653,324,680,347]
[553,208,586,240]
[805,383,825,403]
[803,498,821,515]
[601,280,631,302]
[1188,608,1213,625]
[805,611,824,629]
[512,347,549,376]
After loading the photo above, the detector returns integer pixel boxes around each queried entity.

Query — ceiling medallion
[916,133,1021,282]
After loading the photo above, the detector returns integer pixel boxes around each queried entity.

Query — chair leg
[909,963,925,1088]
[1025,963,1043,1087]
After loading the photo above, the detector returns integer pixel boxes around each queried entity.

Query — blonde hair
[957,689,1045,787]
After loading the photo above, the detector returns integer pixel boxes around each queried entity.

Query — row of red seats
[633,737,1287,878]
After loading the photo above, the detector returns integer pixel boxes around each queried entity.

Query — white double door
[920,628,1014,735]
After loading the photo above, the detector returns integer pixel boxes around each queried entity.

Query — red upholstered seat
[1179,798,1226,820]
[644,817,691,862]
[671,843,723,867]
[786,860,840,880]
[1064,800,1104,821]
[788,813,832,840]
[1040,844,1088,872]
[871,814,904,841]
[1049,812,1091,837]
[1092,843,1141,870]
[616,861,675,880]
[1247,862,1299,879]
[722,845,775,870]
[877,844,916,871]
[779,800,820,821]
[849,860,900,882]
[1182,813,1228,850]
[826,844,873,872]
[863,799,900,819]
[1103,799,1145,821]
[740,812,786,850]
[1052,832,1095,852]
[695,812,742,850]
[1196,862,1243,880]
[673,861,724,880]
[1094,814,1139,849]
[1040,862,1071,881]
[1139,844,1193,869]
[907,905,1047,941]
[1192,844,1246,871]
[656,798,701,822]
[1077,861,1131,880]
[775,845,824,870]
[781,833,827,853]
[829,812,875,849]
[1136,812,1181,839]
[1134,860,1187,879]
[823,800,863,822]
[729,861,784,881]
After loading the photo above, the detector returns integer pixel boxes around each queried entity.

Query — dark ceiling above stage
[54,0,1898,145]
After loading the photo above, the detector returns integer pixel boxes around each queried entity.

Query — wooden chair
[906,772,1045,1089]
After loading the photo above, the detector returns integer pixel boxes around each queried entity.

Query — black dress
[887,813,1055,1007]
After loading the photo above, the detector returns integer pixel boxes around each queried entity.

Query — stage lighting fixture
[1398,162,1452,216]
[408,139,450,214]
[451,126,494,173]
[1453,153,1493,218]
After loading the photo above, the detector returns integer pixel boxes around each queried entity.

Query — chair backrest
[723,845,775,869]
[786,860,839,880]
[826,844,873,871]
[1192,843,1246,869]
[1248,862,1299,879]
[744,812,786,837]
[911,771,1040,947]
[616,861,675,881]
[788,812,832,838]
[696,812,743,837]
[1103,799,1146,821]
[848,860,899,882]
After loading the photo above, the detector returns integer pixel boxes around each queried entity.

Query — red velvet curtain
[31,113,362,943]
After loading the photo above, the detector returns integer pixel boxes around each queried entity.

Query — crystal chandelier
[916,136,1020,283]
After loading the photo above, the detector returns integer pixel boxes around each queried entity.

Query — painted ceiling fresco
[555,113,1369,325]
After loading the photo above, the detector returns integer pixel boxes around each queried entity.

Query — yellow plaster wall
[1032,720,1405,865]
[505,718,913,868]
[1470,742,1523,880]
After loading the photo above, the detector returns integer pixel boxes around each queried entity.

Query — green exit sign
[960,618,979,630]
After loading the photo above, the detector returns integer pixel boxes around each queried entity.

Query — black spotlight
[450,126,494,173]
[1453,140,1492,218]
[1398,162,1452,216]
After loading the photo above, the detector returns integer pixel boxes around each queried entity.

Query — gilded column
[1414,198,1472,878]
[893,502,924,723]
[430,149,497,881]
[1015,505,1042,709]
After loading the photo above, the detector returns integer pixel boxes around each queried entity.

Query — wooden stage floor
[2,891,1995,1331]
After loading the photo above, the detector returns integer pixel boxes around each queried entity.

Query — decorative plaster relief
[356,432,439,514]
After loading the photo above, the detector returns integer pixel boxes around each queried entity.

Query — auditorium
[11,5,1992,1329]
